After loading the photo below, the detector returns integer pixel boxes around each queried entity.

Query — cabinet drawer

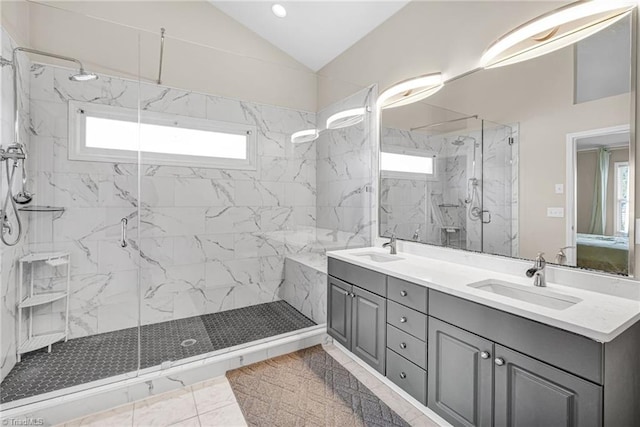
[388,300,427,340]
[429,290,603,384]
[328,258,387,297]
[386,349,427,405]
[387,277,428,313]
[387,324,427,368]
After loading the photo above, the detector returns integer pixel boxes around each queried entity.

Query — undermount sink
[467,279,582,310]
[354,252,403,263]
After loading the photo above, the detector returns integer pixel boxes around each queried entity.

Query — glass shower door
[0,7,143,406]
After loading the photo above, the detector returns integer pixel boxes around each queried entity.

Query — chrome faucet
[526,252,546,287]
[383,235,397,255]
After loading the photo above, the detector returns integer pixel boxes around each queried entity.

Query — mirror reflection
[379,15,633,275]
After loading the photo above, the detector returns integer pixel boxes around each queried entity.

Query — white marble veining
[25,63,326,338]
[281,253,327,324]
[329,247,640,342]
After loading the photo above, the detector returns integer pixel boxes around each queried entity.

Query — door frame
[565,124,630,265]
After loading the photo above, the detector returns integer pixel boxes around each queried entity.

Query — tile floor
[2,301,315,403]
[55,343,443,427]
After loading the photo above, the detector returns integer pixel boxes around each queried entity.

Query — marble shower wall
[316,86,374,249]
[27,63,317,339]
[0,27,31,382]
[379,121,518,256]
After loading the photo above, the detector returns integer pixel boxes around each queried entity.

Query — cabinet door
[351,286,386,374]
[327,277,352,349]
[494,345,602,427]
[428,318,493,427]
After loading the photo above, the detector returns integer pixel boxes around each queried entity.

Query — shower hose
[1,159,22,246]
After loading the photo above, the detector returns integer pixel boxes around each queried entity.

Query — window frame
[380,146,437,181]
[614,160,630,236]
[68,100,257,170]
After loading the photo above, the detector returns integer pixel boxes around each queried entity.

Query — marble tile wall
[26,63,318,339]
[379,121,518,256]
[0,27,31,382]
[316,86,374,249]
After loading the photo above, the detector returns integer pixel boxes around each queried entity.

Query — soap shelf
[17,252,71,361]
[19,206,65,213]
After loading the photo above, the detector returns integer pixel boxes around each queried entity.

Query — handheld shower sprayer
[0,47,97,246]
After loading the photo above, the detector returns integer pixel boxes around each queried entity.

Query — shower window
[381,148,436,180]
[69,101,257,169]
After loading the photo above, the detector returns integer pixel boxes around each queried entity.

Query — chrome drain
[181,338,197,347]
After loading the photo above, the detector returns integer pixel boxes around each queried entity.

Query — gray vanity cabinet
[494,345,602,427]
[428,318,493,427]
[351,286,386,374]
[327,276,352,349]
[327,260,387,374]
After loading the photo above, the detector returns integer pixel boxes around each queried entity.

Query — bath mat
[226,345,410,427]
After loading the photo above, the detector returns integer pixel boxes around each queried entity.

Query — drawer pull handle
[481,351,490,359]
[400,316,407,323]
[399,372,407,379]
[400,290,407,297]
[399,342,407,349]
[494,357,505,366]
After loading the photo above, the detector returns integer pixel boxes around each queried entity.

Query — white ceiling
[210,1,409,71]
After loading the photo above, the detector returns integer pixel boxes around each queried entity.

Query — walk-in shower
[0,47,97,246]
[0,11,372,415]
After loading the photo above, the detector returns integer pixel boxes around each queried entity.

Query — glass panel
[0,5,141,407]
[135,34,351,372]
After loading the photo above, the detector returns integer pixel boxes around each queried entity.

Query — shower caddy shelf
[17,251,70,361]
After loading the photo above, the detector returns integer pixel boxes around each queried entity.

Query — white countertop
[327,247,640,343]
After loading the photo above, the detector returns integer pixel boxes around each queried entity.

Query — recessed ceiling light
[272,4,287,18]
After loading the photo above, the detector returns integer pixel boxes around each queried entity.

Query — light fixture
[377,73,443,110]
[480,1,636,69]
[326,108,366,130]
[291,128,319,144]
[272,4,287,18]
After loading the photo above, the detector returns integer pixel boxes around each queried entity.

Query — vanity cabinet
[494,345,601,427]
[327,260,387,374]
[327,257,640,427]
[429,290,603,427]
[428,318,493,427]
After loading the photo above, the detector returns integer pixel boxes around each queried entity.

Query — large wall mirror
[379,11,635,276]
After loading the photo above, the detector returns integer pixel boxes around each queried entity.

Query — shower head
[69,69,98,82]
[451,136,477,146]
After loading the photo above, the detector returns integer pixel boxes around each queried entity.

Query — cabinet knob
[399,342,407,349]
[344,290,349,296]
[399,372,407,379]
[400,316,407,323]
[350,292,356,298]
[480,351,490,359]
[494,357,505,366]
[400,290,407,297]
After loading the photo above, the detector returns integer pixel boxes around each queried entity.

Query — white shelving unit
[17,251,71,362]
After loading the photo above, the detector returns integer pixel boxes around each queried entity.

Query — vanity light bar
[377,73,444,110]
[326,107,366,130]
[480,1,636,69]
[291,128,319,144]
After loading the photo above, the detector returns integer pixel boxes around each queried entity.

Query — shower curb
[0,325,327,426]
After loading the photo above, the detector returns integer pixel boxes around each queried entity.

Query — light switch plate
[547,207,564,218]
[555,184,564,194]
